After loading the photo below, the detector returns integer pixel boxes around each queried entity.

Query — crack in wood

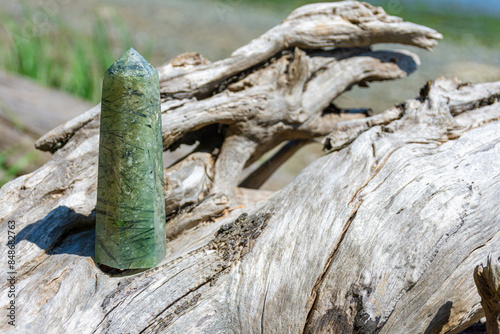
[303,209,359,334]
[261,285,269,334]
[92,299,126,334]
[139,290,204,333]
[450,93,500,116]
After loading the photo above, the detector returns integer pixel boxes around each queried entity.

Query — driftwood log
[0,1,499,333]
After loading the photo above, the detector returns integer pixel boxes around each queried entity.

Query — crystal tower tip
[106,48,156,76]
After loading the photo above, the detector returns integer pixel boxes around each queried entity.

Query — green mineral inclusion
[95,48,166,269]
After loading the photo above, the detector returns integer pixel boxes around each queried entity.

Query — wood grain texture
[474,254,500,334]
[1,2,498,333]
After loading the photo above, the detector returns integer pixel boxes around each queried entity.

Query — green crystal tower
[95,48,166,269]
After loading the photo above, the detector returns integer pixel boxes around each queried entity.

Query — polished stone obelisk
[95,48,166,269]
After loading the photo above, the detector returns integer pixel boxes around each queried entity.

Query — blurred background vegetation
[0,3,149,103]
[0,0,499,187]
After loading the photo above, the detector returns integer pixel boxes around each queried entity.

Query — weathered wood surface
[474,255,500,334]
[0,1,499,333]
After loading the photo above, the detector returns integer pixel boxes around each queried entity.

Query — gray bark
[0,2,498,333]
[474,255,500,334]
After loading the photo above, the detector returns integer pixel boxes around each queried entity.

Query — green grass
[0,150,40,187]
[0,3,153,187]
[0,3,152,103]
